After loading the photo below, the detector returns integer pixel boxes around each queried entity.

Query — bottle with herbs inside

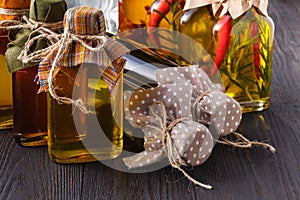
[37,6,128,163]
[0,0,30,129]
[5,0,67,146]
[180,0,274,113]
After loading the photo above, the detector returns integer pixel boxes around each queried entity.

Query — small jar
[180,1,274,113]
[40,7,128,163]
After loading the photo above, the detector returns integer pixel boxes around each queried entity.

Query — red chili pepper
[148,0,177,47]
[251,21,260,79]
[211,15,232,77]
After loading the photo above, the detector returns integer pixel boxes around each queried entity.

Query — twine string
[149,101,213,190]
[0,15,63,31]
[193,91,276,153]
[0,7,29,16]
[45,28,107,114]
[217,132,276,153]
[192,90,214,121]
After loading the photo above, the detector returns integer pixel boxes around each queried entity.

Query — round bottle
[180,6,274,113]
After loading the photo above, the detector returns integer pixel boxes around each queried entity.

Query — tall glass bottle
[0,0,31,129]
[5,0,67,146]
[43,7,128,163]
[180,2,274,113]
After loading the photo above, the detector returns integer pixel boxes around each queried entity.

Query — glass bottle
[5,0,67,145]
[12,66,47,146]
[45,7,128,163]
[180,6,274,113]
[48,64,124,163]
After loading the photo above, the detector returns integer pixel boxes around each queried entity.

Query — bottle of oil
[5,0,67,146]
[0,0,31,129]
[43,7,128,163]
[180,1,274,113]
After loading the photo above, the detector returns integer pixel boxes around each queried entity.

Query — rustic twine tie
[148,101,213,190]
[218,132,276,153]
[0,7,29,16]
[0,15,63,31]
[35,28,108,114]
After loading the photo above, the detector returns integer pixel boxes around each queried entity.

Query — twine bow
[32,27,108,114]
[17,7,129,114]
[155,66,276,152]
[184,0,269,19]
[124,83,214,189]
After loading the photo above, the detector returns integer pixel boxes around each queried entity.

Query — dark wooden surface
[1,1,300,199]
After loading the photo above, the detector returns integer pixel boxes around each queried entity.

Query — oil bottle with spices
[38,6,128,163]
[5,0,67,146]
[0,0,30,129]
[180,0,274,113]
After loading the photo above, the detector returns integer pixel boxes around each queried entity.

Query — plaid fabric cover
[38,6,128,92]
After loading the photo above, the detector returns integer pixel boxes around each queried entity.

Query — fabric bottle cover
[183,0,269,19]
[123,66,243,169]
[37,6,129,93]
[5,0,67,73]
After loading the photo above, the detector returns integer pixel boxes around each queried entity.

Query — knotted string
[218,132,276,153]
[42,28,108,114]
[192,90,215,121]
[0,7,29,16]
[0,15,63,31]
[193,91,276,153]
[148,101,213,190]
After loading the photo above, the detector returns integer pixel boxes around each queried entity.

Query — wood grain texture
[1,0,300,199]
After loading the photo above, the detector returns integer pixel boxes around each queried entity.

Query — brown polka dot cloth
[123,66,243,169]
[155,66,242,136]
[123,83,214,168]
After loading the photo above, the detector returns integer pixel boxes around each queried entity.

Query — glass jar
[0,54,13,129]
[12,66,47,146]
[48,64,123,163]
[180,6,274,113]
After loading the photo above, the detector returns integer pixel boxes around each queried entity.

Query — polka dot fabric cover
[155,66,242,137]
[123,83,214,168]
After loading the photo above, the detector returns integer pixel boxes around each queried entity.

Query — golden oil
[47,65,123,163]
[180,7,274,112]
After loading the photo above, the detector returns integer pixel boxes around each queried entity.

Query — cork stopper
[64,6,106,35]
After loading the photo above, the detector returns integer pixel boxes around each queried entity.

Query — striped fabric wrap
[38,6,128,92]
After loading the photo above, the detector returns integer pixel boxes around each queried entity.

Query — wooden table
[1,1,300,199]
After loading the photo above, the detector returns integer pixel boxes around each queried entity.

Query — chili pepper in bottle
[251,20,261,79]
[180,1,274,113]
[210,14,232,77]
